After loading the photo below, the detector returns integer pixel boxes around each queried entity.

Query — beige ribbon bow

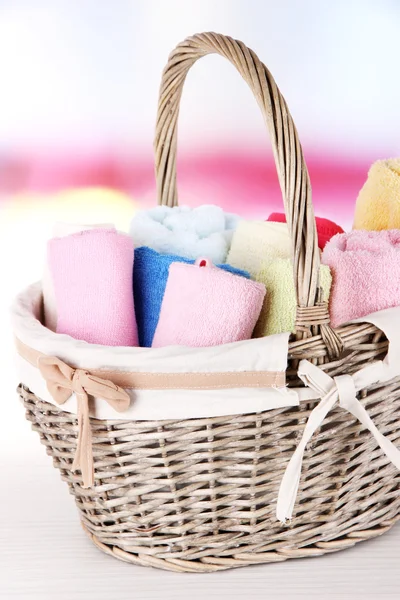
[276,359,400,523]
[38,356,130,488]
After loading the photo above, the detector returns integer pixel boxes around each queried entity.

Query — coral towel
[267,212,344,250]
[48,229,138,346]
[133,247,249,347]
[353,158,400,231]
[227,220,291,278]
[152,259,266,348]
[322,229,400,327]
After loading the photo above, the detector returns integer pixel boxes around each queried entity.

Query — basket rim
[11,280,290,367]
[12,281,303,422]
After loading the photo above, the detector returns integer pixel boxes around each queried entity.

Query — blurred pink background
[1,0,400,226]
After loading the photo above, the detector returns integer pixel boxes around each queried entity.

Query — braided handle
[154,32,341,354]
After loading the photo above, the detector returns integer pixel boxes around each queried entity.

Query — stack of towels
[43,157,400,351]
[44,205,265,348]
[43,203,343,348]
[132,247,253,347]
[226,216,335,337]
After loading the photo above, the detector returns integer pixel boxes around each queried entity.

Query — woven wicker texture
[17,32,400,571]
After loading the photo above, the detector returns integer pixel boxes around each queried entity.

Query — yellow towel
[353,158,400,230]
[227,221,291,278]
[253,258,332,337]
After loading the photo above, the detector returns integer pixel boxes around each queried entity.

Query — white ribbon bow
[276,359,400,523]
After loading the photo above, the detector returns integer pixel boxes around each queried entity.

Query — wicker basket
[16,32,400,572]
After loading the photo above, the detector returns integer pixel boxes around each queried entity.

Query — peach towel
[353,158,400,231]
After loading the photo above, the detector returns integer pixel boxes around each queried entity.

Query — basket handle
[154,32,342,356]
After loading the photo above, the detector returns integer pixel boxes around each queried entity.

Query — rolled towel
[48,229,138,346]
[322,229,400,327]
[43,222,114,331]
[253,258,332,337]
[152,258,266,348]
[268,212,344,250]
[129,205,241,263]
[353,159,400,231]
[226,220,291,278]
[133,247,250,347]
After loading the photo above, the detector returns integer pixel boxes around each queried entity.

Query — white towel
[129,205,241,263]
[42,222,115,331]
[226,220,292,278]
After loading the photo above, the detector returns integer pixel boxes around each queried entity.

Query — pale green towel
[253,258,332,337]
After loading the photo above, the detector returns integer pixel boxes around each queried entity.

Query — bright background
[1,0,400,219]
[1,1,400,446]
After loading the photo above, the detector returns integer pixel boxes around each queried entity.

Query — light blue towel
[130,205,241,264]
[133,247,250,347]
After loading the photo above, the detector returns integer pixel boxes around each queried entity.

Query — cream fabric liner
[12,282,297,420]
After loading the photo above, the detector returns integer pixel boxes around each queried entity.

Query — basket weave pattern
[18,32,400,571]
[19,325,400,572]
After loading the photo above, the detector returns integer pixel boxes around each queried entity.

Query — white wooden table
[2,416,400,600]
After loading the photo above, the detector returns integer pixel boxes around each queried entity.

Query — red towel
[267,212,344,250]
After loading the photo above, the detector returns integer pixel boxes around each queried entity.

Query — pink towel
[322,229,400,327]
[48,229,138,346]
[152,258,266,348]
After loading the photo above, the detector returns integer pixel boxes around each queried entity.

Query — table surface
[2,416,400,600]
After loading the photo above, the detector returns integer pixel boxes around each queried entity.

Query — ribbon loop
[37,355,130,488]
[334,374,357,412]
[277,359,400,523]
[71,369,87,397]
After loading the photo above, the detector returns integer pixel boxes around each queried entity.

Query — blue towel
[133,247,250,347]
